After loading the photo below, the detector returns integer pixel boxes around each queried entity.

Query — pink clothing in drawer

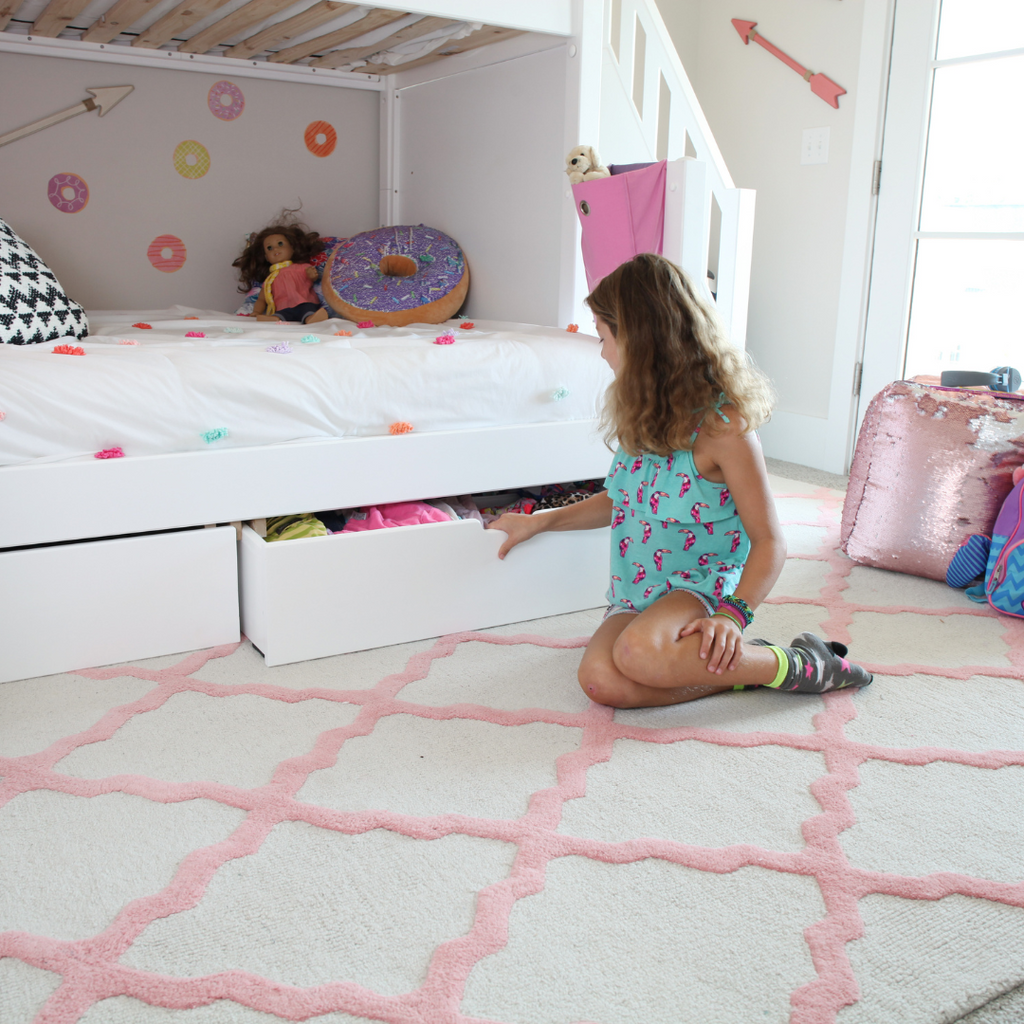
[341,501,452,533]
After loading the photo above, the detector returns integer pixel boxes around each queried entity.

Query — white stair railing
[603,0,754,348]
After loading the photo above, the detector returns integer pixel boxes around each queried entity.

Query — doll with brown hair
[487,253,873,709]
[233,219,329,323]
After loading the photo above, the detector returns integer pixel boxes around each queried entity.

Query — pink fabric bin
[841,381,1024,581]
[572,160,667,291]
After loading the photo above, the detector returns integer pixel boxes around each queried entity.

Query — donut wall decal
[147,234,187,273]
[208,80,244,121]
[173,139,210,179]
[304,120,337,157]
[47,172,89,213]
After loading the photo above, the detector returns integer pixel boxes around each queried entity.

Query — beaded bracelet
[715,595,754,629]
[712,608,746,630]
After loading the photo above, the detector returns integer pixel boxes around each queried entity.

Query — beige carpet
[1,475,1023,1024]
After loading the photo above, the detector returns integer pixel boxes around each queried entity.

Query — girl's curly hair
[232,214,324,291]
[586,253,775,456]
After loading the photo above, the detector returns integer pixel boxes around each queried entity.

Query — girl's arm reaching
[487,491,613,560]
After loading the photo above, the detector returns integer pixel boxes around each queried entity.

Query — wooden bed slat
[31,0,95,37]
[222,0,354,60]
[178,0,300,54]
[362,24,525,76]
[308,13,453,69]
[131,0,238,48]
[80,0,163,44]
[268,6,406,64]
[0,0,19,32]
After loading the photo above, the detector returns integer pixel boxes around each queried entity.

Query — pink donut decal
[304,121,337,157]
[147,234,187,273]
[47,173,89,214]
[208,80,244,121]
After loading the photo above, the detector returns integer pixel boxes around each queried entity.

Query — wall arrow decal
[0,85,134,149]
[731,20,846,108]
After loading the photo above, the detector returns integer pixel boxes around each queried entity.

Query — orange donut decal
[147,234,187,273]
[173,140,210,179]
[47,173,89,213]
[304,121,337,157]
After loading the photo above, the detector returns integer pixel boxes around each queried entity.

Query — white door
[859,0,1024,421]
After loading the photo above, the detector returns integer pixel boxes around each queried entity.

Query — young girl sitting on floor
[487,253,872,709]
[233,221,329,324]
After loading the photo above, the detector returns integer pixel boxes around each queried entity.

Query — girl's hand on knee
[678,616,743,674]
[486,513,543,559]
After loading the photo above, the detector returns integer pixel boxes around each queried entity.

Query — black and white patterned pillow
[0,218,89,345]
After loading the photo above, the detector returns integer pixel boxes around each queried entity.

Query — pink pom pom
[459,322,475,330]
[357,321,375,329]
[434,333,456,345]
[53,344,85,355]
[94,447,125,459]
[389,421,414,435]
[0,411,6,421]
[185,331,206,338]
[118,339,139,346]
[132,323,152,329]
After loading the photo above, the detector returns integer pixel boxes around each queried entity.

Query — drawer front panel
[240,520,609,665]
[0,527,239,683]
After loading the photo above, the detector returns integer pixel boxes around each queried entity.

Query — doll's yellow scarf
[263,260,292,315]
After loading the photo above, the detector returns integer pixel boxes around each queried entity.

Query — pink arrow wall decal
[732,19,846,108]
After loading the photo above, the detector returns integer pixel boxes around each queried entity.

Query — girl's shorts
[603,588,716,620]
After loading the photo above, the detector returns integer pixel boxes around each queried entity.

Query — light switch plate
[801,126,830,165]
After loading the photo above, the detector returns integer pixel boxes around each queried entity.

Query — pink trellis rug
[1,476,1023,1024]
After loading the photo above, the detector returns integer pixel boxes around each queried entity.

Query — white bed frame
[0,0,754,680]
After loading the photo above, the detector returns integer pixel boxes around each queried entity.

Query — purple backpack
[947,478,1024,617]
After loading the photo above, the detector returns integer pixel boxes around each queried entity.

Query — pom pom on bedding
[389,421,414,435]
[94,446,125,459]
[459,322,475,330]
[53,344,85,355]
[434,332,455,345]
[300,334,321,344]
[335,330,352,337]
[185,331,206,338]
[201,427,229,444]
[357,321,375,329]
[183,316,199,320]
[566,324,579,333]
[118,339,139,346]
[0,411,6,421]
[551,387,570,401]
[132,323,152,329]
[223,326,243,334]
[266,342,292,354]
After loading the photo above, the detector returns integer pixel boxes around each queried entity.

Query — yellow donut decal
[173,140,210,179]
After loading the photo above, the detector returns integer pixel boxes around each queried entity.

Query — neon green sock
[765,645,789,688]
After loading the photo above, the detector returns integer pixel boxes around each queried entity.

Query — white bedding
[0,307,612,466]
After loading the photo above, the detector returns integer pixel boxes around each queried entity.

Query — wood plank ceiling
[0,0,526,74]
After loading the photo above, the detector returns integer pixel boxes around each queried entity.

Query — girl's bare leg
[578,592,780,709]
[305,307,329,323]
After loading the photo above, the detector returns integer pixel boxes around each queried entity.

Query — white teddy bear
[565,145,610,184]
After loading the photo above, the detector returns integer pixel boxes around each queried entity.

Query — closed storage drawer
[239,518,610,666]
[0,527,239,683]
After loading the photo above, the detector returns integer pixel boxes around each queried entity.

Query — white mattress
[0,307,612,466]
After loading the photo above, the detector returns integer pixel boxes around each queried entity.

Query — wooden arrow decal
[0,85,134,149]
[732,19,846,108]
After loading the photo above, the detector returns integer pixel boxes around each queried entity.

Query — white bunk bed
[0,0,754,681]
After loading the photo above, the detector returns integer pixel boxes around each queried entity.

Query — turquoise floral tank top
[603,429,751,612]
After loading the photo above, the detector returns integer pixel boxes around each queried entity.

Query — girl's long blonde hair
[586,253,775,456]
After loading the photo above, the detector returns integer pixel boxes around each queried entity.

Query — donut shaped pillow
[322,225,469,326]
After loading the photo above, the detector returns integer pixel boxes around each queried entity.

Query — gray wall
[0,53,380,312]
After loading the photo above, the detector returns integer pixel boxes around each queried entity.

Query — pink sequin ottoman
[841,381,1024,581]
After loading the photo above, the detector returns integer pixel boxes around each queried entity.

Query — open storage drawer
[239,517,610,666]
[0,526,240,683]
